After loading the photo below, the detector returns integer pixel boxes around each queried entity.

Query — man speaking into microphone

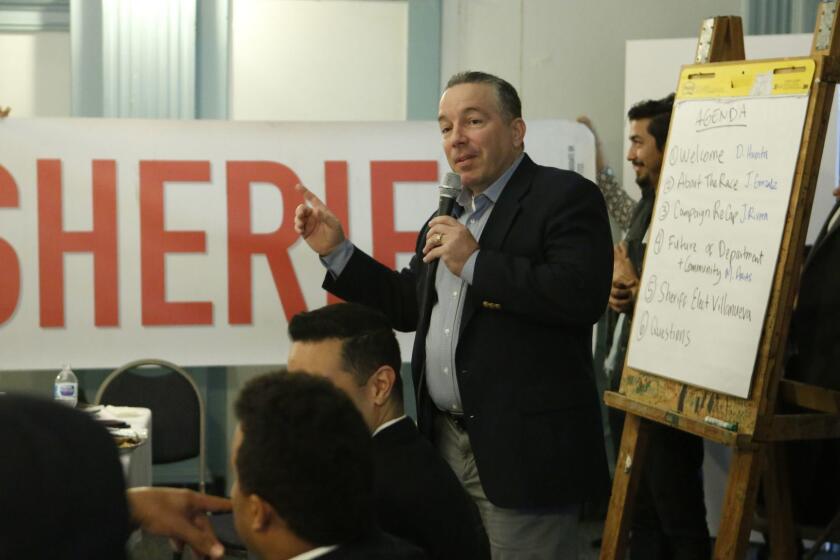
[295,71,612,558]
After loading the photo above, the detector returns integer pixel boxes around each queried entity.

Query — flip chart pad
[627,59,815,398]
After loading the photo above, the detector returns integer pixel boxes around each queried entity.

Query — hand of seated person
[127,487,232,559]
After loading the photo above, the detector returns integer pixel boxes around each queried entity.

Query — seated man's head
[232,370,376,558]
[287,303,403,430]
[0,395,129,558]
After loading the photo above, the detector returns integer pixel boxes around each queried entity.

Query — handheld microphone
[423,172,462,307]
[438,172,462,217]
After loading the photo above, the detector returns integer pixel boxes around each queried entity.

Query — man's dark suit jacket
[320,530,429,559]
[785,199,840,525]
[325,154,613,509]
[791,200,840,391]
[373,417,489,560]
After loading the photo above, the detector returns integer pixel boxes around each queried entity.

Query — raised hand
[576,115,606,172]
[294,183,346,256]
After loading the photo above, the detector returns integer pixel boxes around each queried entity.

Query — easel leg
[804,508,840,560]
[714,447,763,560]
[600,413,651,560]
[763,443,797,559]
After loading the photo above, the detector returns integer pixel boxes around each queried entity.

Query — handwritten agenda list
[627,94,808,398]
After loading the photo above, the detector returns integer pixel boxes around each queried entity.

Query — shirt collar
[372,415,408,438]
[456,152,525,209]
[288,545,339,560]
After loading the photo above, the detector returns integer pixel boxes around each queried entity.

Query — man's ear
[511,117,526,149]
[249,494,275,533]
[369,366,397,406]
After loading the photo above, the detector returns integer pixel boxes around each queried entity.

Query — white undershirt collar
[372,415,408,437]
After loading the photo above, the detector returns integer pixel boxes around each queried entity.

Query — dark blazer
[790,199,840,391]
[325,154,613,509]
[785,200,840,525]
[321,530,429,559]
[372,417,489,560]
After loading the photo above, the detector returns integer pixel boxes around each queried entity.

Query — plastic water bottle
[54,364,78,407]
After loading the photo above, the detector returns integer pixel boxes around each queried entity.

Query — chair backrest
[95,359,205,491]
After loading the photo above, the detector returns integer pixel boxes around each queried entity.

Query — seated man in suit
[231,369,428,559]
[288,303,490,560]
[0,377,424,559]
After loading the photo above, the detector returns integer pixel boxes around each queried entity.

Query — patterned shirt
[597,166,636,232]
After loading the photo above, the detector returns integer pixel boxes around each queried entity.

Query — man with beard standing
[580,96,711,560]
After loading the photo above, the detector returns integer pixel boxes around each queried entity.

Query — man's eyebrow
[439,107,488,122]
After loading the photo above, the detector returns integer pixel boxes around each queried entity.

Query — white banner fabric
[0,118,594,370]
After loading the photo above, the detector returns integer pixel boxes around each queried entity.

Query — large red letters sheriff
[0,159,437,327]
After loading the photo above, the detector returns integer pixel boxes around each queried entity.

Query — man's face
[626,118,663,190]
[438,82,525,194]
[287,339,375,430]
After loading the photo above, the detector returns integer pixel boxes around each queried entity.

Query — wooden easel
[600,7,840,560]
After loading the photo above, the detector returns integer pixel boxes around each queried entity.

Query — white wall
[625,33,838,243]
[226,0,410,485]
[230,0,408,121]
[0,31,71,117]
[441,0,741,186]
[0,31,72,393]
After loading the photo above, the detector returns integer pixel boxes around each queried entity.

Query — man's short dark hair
[446,70,522,122]
[627,93,675,152]
[235,370,376,546]
[288,303,403,403]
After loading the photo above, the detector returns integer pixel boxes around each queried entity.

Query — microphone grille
[440,172,462,199]
[443,172,461,189]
